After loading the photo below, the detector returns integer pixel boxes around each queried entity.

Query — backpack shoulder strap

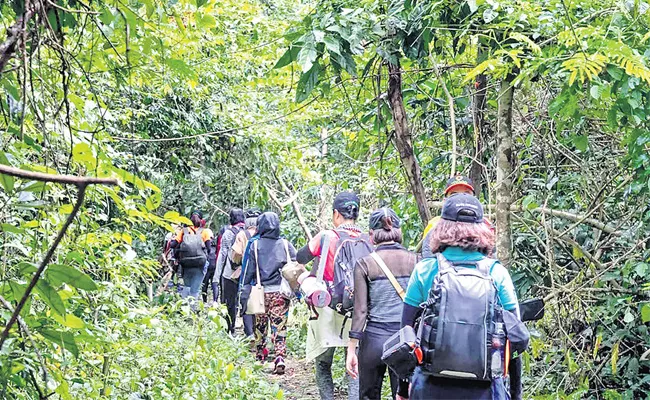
[476,257,498,276]
[435,253,454,273]
[370,252,405,300]
[283,239,291,263]
[314,231,332,282]
[245,230,252,240]
[254,241,261,285]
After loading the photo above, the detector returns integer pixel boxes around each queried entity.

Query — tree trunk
[496,76,515,267]
[387,60,431,224]
[317,128,333,230]
[470,72,487,198]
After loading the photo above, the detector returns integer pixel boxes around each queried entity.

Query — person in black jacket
[243,212,297,375]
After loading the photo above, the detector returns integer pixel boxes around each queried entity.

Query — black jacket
[243,212,296,288]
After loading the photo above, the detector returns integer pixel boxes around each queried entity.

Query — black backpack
[328,229,373,317]
[417,254,503,381]
[178,227,207,269]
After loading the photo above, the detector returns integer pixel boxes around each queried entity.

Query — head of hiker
[229,208,245,226]
[190,210,203,227]
[368,207,402,244]
[444,175,475,197]
[430,193,494,255]
[332,191,360,227]
[257,211,281,239]
[245,208,261,228]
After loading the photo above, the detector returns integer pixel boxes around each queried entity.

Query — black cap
[441,194,484,223]
[369,207,401,230]
[245,208,262,219]
[333,191,360,212]
[191,210,203,218]
[444,175,475,196]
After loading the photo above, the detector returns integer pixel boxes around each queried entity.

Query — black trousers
[222,278,238,334]
[201,266,217,303]
[358,323,404,400]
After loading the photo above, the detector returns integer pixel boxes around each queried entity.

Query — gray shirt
[213,226,242,284]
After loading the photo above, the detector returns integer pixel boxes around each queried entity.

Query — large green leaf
[46,264,98,291]
[297,39,317,73]
[274,46,300,69]
[295,62,321,103]
[0,152,15,194]
[35,280,66,316]
[40,329,79,357]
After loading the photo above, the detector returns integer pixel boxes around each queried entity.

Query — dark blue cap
[441,194,484,223]
[369,207,401,230]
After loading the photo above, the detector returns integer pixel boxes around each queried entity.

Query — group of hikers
[161,175,535,400]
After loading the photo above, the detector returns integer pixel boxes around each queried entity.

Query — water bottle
[491,322,505,378]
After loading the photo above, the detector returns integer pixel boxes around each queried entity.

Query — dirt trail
[263,355,347,400]
[264,355,320,399]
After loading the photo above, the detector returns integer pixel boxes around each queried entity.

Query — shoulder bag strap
[283,239,291,263]
[315,231,331,282]
[254,241,262,286]
[370,252,406,300]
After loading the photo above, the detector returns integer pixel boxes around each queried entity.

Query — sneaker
[273,356,285,375]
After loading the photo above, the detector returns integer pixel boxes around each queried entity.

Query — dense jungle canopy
[2,0,650,398]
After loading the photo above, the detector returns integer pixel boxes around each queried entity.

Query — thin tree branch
[0,168,117,350]
[433,64,457,177]
[428,201,621,235]
[0,164,118,186]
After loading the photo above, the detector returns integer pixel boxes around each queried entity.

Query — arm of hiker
[346,338,359,379]
[491,262,519,313]
[349,259,368,340]
[296,246,314,264]
[296,231,325,264]
[213,230,232,283]
[401,303,420,328]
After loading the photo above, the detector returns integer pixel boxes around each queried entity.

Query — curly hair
[429,219,495,255]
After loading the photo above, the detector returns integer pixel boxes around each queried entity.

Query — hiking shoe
[256,347,269,362]
[273,356,285,375]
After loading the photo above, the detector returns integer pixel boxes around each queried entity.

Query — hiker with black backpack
[242,211,297,374]
[169,211,214,302]
[400,194,520,399]
[296,191,372,400]
[213,208,246,334]
[345,207,417,400]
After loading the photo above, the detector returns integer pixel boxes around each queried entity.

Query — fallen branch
[0,167,117,350]
[0,7,36,75]
[428,201,620,235]
[266,174,313,241]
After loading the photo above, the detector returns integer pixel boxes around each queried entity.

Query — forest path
[263,355,320,399]
[262,353,347,400]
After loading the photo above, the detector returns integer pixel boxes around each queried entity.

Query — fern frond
[561,53,608,85]
[509,32,542,55]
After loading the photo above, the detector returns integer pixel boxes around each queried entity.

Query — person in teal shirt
[401,193,518,400]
